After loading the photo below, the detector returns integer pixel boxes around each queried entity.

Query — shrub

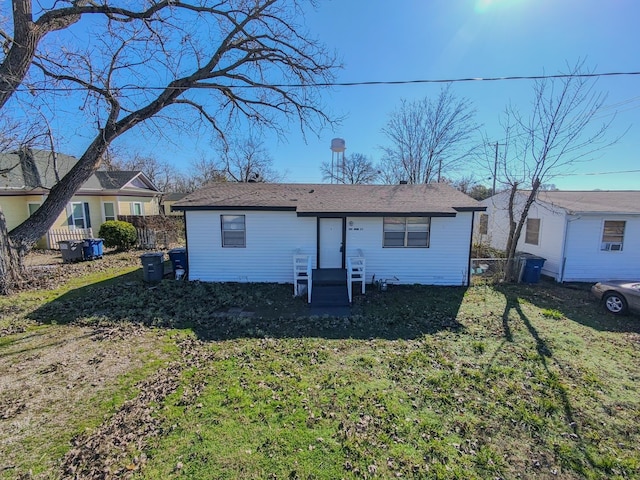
[98,220,137,250]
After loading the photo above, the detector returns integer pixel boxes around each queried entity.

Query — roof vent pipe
[399,180,408,184]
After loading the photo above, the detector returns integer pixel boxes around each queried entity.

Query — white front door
[319,218,343,268]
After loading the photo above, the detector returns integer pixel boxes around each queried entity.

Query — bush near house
[98,220,137,250]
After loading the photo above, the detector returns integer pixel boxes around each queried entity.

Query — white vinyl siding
[481,193,566,280]
[187,210,317,283]
[186,210,475,286]
[346,214,473,285]
[562,215,640,282]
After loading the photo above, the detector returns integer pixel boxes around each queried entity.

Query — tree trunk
[0,210,25,294]
[9,138,110,247]
[504,178,540,282]
[0,0,38,109]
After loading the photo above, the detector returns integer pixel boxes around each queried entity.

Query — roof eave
[173,205,297,212]
[296,211,458,218]
[453,206,486,212]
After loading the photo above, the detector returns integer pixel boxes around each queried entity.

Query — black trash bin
[59,240,85,262]
[168,247,188,279]
[140,252,165,282]
[520,254,546,284]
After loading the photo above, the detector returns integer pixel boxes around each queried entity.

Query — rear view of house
[173,182,485,289]
[479,190,640,282]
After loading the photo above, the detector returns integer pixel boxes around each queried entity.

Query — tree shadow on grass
[28,270,467,341]
[497,280,640,334]
[494,285,598,472]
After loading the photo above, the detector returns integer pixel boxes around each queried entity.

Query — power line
[9,70,640,93]
[556,169,640,177]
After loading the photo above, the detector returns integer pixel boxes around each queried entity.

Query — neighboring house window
[130,202,143,216]
[68,202,91,230]
[478,213,488,235]
[103,202,116,222]
[221,215,246,247]
[525,218,541,245]
[601,220,625,251]
[27,203,40,217]
[383,217,430,247]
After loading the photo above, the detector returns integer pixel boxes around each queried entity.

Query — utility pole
[491,142,505,195]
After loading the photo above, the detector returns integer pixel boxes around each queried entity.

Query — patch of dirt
[19,249,148,292]
[60,336,214,479]
[0,323,171,477]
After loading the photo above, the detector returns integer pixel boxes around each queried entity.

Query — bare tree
[379,85,478,184]
[107,153,179,192]
[187,136,281,186]
[494,62,618,281]
[218,136,282,182]
[189,157,228,188]
[0,1,197,110]
[0,0,338,292]
[320,152,379,184]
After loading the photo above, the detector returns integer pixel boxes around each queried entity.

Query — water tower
[330,138,346,183]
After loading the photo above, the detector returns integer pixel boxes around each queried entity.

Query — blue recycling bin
[168,247,188,274]
[83,238,104,260]
[521,254,546,284]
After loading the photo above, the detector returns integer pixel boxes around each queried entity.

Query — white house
[478,190,640,282]
[173,183,485,292]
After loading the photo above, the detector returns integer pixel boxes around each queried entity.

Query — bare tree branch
[379,85,479,184]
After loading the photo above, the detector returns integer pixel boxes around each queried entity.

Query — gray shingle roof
[0,149,77,190]
[0,149,159,194]
[95,171,143,190]
[173,182,484,216]
[534,190,640,214]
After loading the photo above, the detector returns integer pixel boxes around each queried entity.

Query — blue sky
[79,0,640,189]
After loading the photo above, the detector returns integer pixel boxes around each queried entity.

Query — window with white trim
[103,202,116,221]
[383,217,430,247]
[130,202,143,216]
[525,218,540,245]
[601,220,625,251]
[69,202,91,229]
[221,215,246,247]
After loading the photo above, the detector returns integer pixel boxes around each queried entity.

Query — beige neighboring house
[0,148,161,248]
[161,192,188,216]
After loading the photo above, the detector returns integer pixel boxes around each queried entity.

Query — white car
[591,281,640,315]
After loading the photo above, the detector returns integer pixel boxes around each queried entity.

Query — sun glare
[475,0,522,13]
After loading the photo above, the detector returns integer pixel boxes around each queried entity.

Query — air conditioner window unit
[602,242,623,251]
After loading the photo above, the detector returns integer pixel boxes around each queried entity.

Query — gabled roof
[173,182,485,216]
[0,149,160,194]
[94,171,158,191]
[532,190,640,214]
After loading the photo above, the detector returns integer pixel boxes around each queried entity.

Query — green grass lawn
[2,264,639,479]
